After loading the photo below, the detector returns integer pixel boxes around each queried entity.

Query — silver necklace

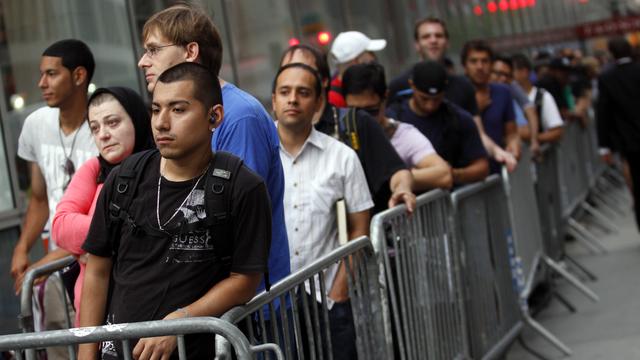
[156,163,209,231]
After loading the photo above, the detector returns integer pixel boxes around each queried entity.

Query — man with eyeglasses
[491,55,543,148]
[11,39,98,360]
[342,62,453,192]
[138,3,290,300]
[386,61,489,186]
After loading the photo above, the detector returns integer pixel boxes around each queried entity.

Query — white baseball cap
[330,31,387,64]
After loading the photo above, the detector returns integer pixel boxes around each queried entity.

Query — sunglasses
[62,158,75,191]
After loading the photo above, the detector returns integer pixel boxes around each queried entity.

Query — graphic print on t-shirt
[165,188,214,262]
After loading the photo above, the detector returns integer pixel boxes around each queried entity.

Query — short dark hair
[608,36,632,60]
[156,62,222,109]
[493,54,513,70]
[42,39,95,84]
[414,17,449,40]
[279,44,331,85]
[511,53,532,71]
[272,63,322,99]
[461,39,494,65]
[341,62,387,100]
[143,3,223,76]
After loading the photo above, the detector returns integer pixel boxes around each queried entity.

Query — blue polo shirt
[481,83,515,148]
[212,83,290,293]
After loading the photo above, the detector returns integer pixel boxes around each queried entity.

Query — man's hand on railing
[388,189,416,214]
[494,148,517,172]
[10,245,29,282]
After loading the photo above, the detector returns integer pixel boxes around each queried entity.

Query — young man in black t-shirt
[78,63,271,360]
[387,61,489,185]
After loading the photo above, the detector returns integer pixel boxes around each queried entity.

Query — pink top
[52,157,103,326]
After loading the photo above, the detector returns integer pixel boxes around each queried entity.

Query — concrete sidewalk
[507,192,640,360]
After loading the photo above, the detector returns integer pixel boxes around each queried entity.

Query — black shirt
[315,104,407,214]
[388,66,479,116]
[83,151,271,359]
[386,99,487,169]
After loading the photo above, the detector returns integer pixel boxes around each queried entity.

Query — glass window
[2,0,143,193]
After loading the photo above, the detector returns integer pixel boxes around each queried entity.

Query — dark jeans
[296,294,356,360]
[626,154,640,231]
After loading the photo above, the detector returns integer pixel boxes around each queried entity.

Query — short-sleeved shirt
[528,87,564,131]
[386,99,487,169]
[279,127,373,307]
[388,67,479,116]
[389,121,436,167]
[480,83,515,148]
[514,100,528,127]
[316,105,406,214]
[510,82,533,109]
[212,83,289,292]
[83,151,271,359]
[18,106,97,248]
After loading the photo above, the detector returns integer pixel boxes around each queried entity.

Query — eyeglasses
[62,158,75,191]
[492,70,512,79]
[141,44,178,58]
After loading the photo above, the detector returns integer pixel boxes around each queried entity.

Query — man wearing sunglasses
[342,63,453,192]
[11,39,98,359]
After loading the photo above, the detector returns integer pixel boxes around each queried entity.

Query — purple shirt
[389,121,435,167]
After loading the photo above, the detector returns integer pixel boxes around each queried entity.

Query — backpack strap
[202,151,273,291]
[534,87,546,132]
[336,107,360,152]
[108,149,158,246]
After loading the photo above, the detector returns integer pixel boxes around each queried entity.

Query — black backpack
[106,149,270,290]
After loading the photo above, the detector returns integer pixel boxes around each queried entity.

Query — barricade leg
[581,203,618,234]
[589,192,626,218]
[542,256,599,302]
[566,219,608,254]
[562,254,598,282]
[521,313,572,356]
[552,292,577,313]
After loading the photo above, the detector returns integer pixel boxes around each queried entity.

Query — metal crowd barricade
[502,145,599,357]
[451,176,522,360]
[370,190,469,360]
[535,144,565,261]
[0,317,281,360]
[18,255,77,360]
[216,236,392,360]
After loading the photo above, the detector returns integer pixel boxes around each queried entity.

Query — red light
[527,0,536,6]
[473,5,483,16]
[509,0,519,10]
[518,0,528,7]
[578,0,588,3]
[288,37,300,47]
[317,31,331,46]
[499,0,509,11]
[488,1,498,13]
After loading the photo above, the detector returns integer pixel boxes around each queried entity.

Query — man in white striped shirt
[273,63,373,360]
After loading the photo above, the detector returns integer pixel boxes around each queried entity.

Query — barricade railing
[216,236,392,360]
[451,176,522,360]
[0,317,281,360]
[18,255,76,360]
[19,255,76,333]
[502,144,599,357]
[370,189,469,360]
[535,144,565,261]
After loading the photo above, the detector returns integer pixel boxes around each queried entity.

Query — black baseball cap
[549,57,572,70]
[411,60,448,95]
